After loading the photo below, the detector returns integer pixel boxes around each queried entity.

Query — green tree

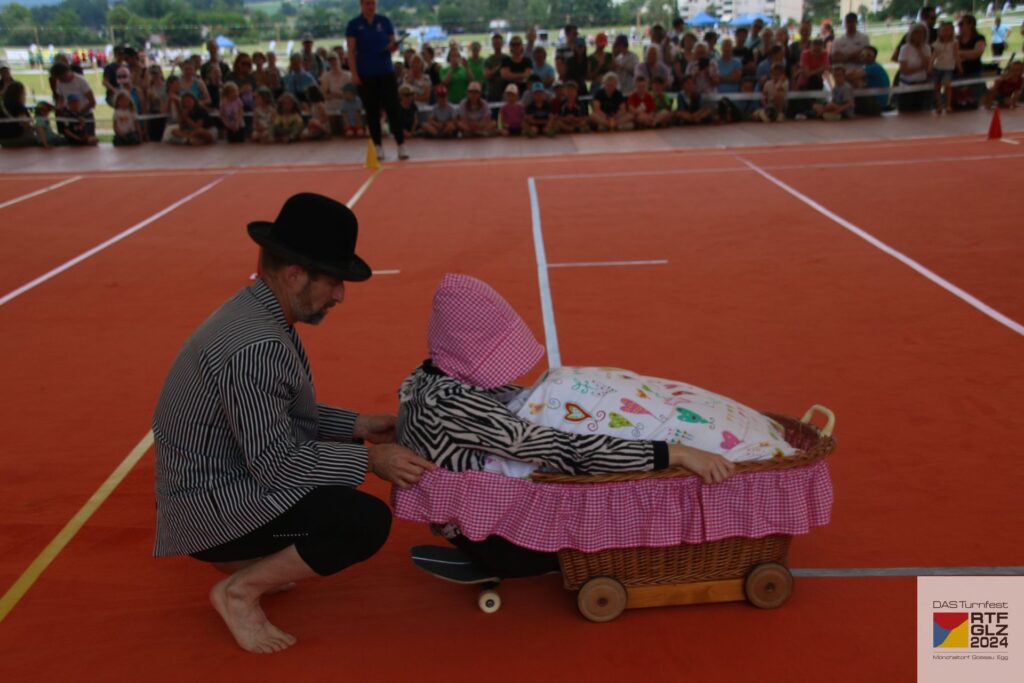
[0,3,36,45]
[39,7,90,43]
[107,4,151,46]
[65,0,111,28]
[163,9,202,46]
[280,2,298,17]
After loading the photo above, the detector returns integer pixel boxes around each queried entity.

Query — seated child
[60,94,98,146]
[985,61,1023,110]
[524,82,557,137]
[397,274,738,485]
[756,64,788,122]
[33,101,63,148]
[650,75,674,127]
[674,75,715,125]
[397,83,421,137]
[273,92,303,143]
[556,81,589,133]
[499,83,525,136]
[301,85,331,141]
[627,75,657,128]
[422,84,458,138]
[250,87,275,143]
[457,82,495,137]
[338,83,364,137]
[812,66,855,120]
[112,90,142,146]
[219,81,246,143]
[166,92,214,146]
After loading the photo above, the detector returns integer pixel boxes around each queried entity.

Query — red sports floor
[1,134,1022,681]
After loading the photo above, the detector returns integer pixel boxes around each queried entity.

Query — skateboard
[410,545,503,613]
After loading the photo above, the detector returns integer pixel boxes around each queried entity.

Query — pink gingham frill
[392,461,834,553]
[428,273,544,390]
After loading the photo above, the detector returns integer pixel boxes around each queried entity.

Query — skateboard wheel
[478,589,501,614]
[577,576,627,623]
[744,562,793,609]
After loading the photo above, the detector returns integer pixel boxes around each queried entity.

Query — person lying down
[398,274,794,485]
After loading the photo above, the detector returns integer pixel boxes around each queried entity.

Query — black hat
[247,193,372,282]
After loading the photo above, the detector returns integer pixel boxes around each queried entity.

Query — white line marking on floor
[527,176,561,368]
[349,167,383,205]
[0,176,227,308]
[0,175,82,211]
[740,157,1024,337]
[372,269,401,275]
[1000,138,1020,145]
[548,259,670,268]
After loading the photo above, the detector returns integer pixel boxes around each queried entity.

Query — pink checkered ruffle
[427,273,544,390]
[392,460,834,554]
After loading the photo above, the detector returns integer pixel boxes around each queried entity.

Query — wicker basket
[531,411,837,591]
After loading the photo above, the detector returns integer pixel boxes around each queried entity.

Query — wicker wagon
[528,404,837,622]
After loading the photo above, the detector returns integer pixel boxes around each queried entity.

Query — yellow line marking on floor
[0,431,154,623]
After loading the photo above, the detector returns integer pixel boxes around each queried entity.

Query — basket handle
[801,404,836,437]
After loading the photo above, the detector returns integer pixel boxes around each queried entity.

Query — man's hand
[353,413,397,444]
[368,443,436,488]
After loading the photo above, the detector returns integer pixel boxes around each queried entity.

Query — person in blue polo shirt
[346,0,408,160]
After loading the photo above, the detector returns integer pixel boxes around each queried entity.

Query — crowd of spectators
[2,12,1023,150]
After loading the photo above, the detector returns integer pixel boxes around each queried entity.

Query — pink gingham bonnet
[428,273,544,389]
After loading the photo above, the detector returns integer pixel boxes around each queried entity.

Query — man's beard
[293,281,334,325]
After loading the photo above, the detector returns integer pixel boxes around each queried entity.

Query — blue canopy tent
[729,13,774,27]
[215,35,235,49]
[688,12,719,28]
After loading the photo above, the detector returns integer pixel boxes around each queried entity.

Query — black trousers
[358,72,404,146]
[191,486,392,576]
[993,43,1005,57]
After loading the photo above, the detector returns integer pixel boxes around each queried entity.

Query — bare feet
[210,577,297,653]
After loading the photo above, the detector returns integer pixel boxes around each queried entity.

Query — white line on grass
[740,157,1024,337]
[0,167,386,623]
[527,177,561,368]
[549,260,670,268]
[0,176,227,308]
[0,175,82,211]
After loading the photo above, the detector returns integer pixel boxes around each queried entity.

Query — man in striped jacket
[153,193,434,653]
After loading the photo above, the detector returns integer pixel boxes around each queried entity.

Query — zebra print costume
[397,361,669,475]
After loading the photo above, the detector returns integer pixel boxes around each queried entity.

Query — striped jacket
[397,361,668,475]
[152,279,368,557]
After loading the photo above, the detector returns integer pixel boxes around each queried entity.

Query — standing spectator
[441,45,472,104]
[733,28,753,72]
[670,17,687,44]
[685,43,719,96]
[564,37,589,93]
[525,26,538,56]
[421,45,442,87]
[499,83,526,135]
[321,52,352,131]
[990,16,1008,59]
[746,19,766,53]
[756,46,787,89]
[501,36,534,96]
[856,46,891,115]
[206,63,223,110]
[178,59,212,107]
[896,23,933,112]
[51,62,96,136]
[300,33,326,78]
[395,84,421,138]
[830,13,869,87]
[202,40,232,85]
[590,72,633,131]
[954,15,986,109]
[587,33,613,91]
[716,39,743,95]
[229,53,258,113]
[346,0,408,160]
[457,81,495,136]
[283,53,316,104]
[145,64,168,142]
[403,56,432,105]
[532,47,556,92]
[789,20,813,70]
[932,21,961,114]
[635,46,672,91]
[556,80,589,133]
[102,45,125,105]
[650,24,675,72]
[484,34,506,106]
[0,82,37,148]
[161,76,183,142]
[611,35,638,96]
[466,41,486,84]
[422,84,458,138]
[557,24,579,64]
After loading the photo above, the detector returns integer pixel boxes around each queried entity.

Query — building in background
[677,0,805,26]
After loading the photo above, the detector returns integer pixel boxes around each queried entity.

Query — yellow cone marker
[365,139,381,169]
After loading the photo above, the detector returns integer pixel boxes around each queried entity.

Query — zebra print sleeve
[436,383,665,475]
[217,340,368,489]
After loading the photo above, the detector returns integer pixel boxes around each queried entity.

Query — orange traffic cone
[365,139,381,169]
[988,108,1002,140]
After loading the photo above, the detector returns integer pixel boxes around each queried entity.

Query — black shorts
[191,486,392,576]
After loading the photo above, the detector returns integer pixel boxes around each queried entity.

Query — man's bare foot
[210,577,297,653]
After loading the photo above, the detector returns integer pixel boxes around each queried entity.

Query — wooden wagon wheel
[577,576,628,622]
[744,562,794,609]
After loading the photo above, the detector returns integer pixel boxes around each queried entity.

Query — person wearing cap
[32,99,62,148]
[153,194,435,653]
[421,84,458,138]
[395,82,421,137]
[524,80,557,137]
[499,82,526,135]
[586,33,612,93]
[456,81,496,136]
[300,32,325,78]
[59,92,98,145]
[346,0,409,160]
